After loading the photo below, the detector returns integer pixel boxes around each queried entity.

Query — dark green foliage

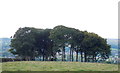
[34,29,54,61]
[10,27,38,60]
[80,31,111,62]
[9,25,111,62]
[10,27,54,61]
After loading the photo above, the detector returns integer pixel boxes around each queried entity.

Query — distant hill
[107,39,118,49]
[0,38,14,58]
[0,38,11,50]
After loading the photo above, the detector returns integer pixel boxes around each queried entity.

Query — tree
[80,31,111,62]
[35,29,54,61]
[10,27,38,61]
[71,31,84,62]
[49,25,84,61]
[10,25,111,62]
[49,25,69,61]
[96,38,111,62]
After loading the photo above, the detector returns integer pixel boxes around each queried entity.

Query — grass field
[2,61,118,71]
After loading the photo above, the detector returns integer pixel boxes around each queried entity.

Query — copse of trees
[49,25,85,61]
[10,27,54,61]
[80,31,111,62]
[9,25,111,62]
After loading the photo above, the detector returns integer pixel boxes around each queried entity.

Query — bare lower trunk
[43,55,45,61]
[81,51,83,62]
[84,52,87,62]
[63,48,65,61]
[72,49,74,61]
[62,48,64,61]
[70,48,72,61]
[76,51,78,62]
[62,46,65,61]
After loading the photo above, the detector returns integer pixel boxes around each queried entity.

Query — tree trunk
[84,52,87,62]
[95,56,97,62]
[62,48,64,61]
[62,46,65,61]
[70,48,72,61]
[43,55,45,61]
[76,50,78,62]
[81,51,83,62]
[72,49,74,61]
[63,48,65,61]
[93,55,95,62]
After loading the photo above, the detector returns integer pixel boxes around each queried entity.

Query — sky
[0,0,119,39]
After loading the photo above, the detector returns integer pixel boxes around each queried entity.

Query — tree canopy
[10,25,111,62]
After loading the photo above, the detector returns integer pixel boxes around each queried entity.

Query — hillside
[2,61,118,71]
[107,39,118,49]
[0,38,14,58]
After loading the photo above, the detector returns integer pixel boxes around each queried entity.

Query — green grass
[2,61,118,71]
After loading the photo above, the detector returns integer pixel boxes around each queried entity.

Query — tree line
[9,25,111,62]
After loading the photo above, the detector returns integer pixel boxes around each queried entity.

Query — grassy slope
[2,61,118,71]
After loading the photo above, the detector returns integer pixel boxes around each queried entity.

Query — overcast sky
[0,0,119,39]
